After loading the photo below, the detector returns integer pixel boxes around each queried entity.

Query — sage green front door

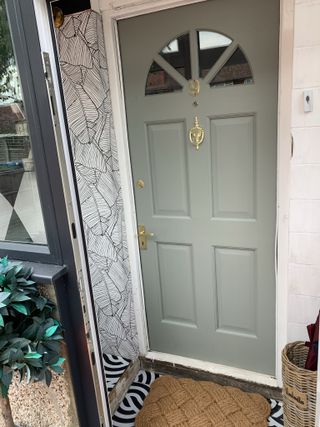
[119,0,279,374]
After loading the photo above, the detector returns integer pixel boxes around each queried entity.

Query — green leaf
[44,353,59,365]
[12,294,31,302]
[9,337,30,349]
[50,334,63,341]
[0,382,9,398]
[0,348,14,363]
[52,357,65,367]
[35,296,47,311]
[0,314,4,328]
[0,257,8,268]
[22,323,38,340]
[51,365,63,374]
[11,303,28,315]
[42,341,60,353]
[44,325,59,338]
[1,367,12,388]
[0,292,10,304]
[26,358,43,368]
[4,322,13,334]
[45,369,52,387]
[25,352,42,359]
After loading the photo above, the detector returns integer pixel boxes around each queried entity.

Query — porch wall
[288,0,320,341]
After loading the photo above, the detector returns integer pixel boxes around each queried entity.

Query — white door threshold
[145,351,279,388]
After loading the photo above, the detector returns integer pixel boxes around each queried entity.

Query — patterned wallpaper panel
[57,10,139,359]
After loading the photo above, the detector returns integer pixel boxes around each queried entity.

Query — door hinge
[291,134,294,158]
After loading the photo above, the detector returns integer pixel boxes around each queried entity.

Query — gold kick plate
[138,225,154,250]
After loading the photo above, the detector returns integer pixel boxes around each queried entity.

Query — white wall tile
[288,294,320,323]
[289,232,320,265]
[292,88,320,128]
[287,321,309,342]
[290,164,320,199]
[290,199,320,232]
[289,263,320,296]
[293,46,320,88]
[288,0,320,342]
[292,127,320,164]
[295,0,320,4]
[294,2,320,47]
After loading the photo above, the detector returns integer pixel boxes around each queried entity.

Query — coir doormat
[135,376,271,426]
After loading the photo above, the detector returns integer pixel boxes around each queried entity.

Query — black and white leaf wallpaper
[57,10,139,359]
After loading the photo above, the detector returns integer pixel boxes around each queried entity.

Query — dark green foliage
[0,257,64,397]
[0,0,14,95]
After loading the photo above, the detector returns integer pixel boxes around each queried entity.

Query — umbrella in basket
[305,312,319,371]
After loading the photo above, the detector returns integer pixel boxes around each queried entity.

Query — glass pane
[210,48,253,87]
[0,1,46,244]
[160,33,191,80]
[198,31,232,78]
[145,61,182,95]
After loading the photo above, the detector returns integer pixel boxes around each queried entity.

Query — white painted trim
[146,351,278,388]
[101,0,293,387]
[90,0,101,13]
[101,13,149,354]
[275,0,294,387]
[99,0,205,18]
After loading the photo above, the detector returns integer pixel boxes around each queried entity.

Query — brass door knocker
[189,79,200,97]
[189,116,205,150]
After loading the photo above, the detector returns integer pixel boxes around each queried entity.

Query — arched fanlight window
[145,30,253,95]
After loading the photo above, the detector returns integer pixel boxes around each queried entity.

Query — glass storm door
[119,0,279,374]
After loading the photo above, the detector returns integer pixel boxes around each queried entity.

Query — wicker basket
[282,341,317,426]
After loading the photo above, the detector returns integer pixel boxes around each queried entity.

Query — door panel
[119,0,279,374]
[147,121,190,217]
[211,115,256,219]
[214,247,257,336]
[158,243,197,326]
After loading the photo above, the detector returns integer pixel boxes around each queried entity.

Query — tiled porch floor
[104,361,284,426]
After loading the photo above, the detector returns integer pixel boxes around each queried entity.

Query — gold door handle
[138,225,154,250]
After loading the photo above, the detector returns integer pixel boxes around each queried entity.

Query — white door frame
[97,0,294,387]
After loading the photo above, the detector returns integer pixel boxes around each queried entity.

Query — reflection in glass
[210,48,253,87]
[0,1,46,244]
[145,61,182,95]
[160,33,191,80]
[198,31,232,78]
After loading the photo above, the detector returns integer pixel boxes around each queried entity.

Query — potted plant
[0,257,65,427]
